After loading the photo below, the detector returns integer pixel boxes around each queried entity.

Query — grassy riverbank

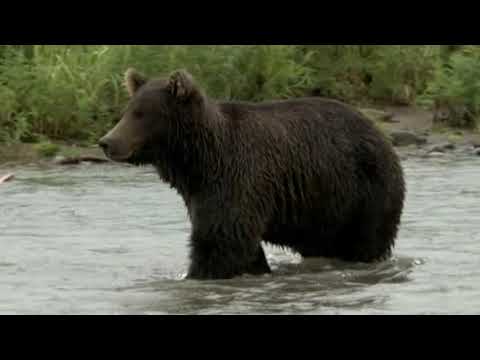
[2,45,480,166]
[1,45,480,144]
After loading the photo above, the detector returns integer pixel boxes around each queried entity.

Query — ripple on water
[89,247,131,255]
[0,262,16,267]
[115,253,423,315]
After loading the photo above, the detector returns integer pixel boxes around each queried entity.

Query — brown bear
[99,69,405,280]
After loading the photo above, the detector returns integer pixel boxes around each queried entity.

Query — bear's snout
[98,136,132,162]
[98,137,110,152]
[98,136,113,156]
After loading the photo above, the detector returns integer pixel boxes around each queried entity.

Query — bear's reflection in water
[117,252,421,315]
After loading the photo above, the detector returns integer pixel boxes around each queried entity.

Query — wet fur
[120,72,406,280]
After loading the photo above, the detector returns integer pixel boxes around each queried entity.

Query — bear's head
[99,68,204,166]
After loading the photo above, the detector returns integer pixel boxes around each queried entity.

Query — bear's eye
[133,110,144,118]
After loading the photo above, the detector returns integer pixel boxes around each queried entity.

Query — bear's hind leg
[333,214,394,263]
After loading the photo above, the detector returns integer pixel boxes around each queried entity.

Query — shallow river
[1,154,479,314]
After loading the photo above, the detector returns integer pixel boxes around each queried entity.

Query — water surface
[1,155,479,314]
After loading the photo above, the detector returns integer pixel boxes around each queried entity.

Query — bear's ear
[124,68,147,97]
[167,70,198,101]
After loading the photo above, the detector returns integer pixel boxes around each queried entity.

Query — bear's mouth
[102,141,144,163]
[124,147,156,166]
[101,139,157,166]
[107,150,136,163]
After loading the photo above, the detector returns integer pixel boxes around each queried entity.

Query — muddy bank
[1,106,479,168]
[0,143,108,168]
[361,105,480,159]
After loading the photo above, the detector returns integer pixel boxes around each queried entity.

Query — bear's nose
[98,137,111,153]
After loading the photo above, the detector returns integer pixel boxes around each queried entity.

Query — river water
[1,154,479,315]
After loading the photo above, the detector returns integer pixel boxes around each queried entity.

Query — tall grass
[419,45,480,128]
[0,45,129,142]
[0,45,314,143]
[300,45,442,105]
[0,45,478,143]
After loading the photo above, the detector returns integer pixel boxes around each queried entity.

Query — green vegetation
[34,141,60,158]
[0,45,479,144]
[419,46,480,129]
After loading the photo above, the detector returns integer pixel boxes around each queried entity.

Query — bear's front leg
[186,229,271,280]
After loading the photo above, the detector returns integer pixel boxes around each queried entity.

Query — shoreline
[1,105,480,167]
[361,105,480,160]
[0,143,108,168]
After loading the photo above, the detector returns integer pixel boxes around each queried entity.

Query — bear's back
[214,96,400,206]
[216,97,387,153]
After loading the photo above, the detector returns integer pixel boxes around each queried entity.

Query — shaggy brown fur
[99,69,406,280]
